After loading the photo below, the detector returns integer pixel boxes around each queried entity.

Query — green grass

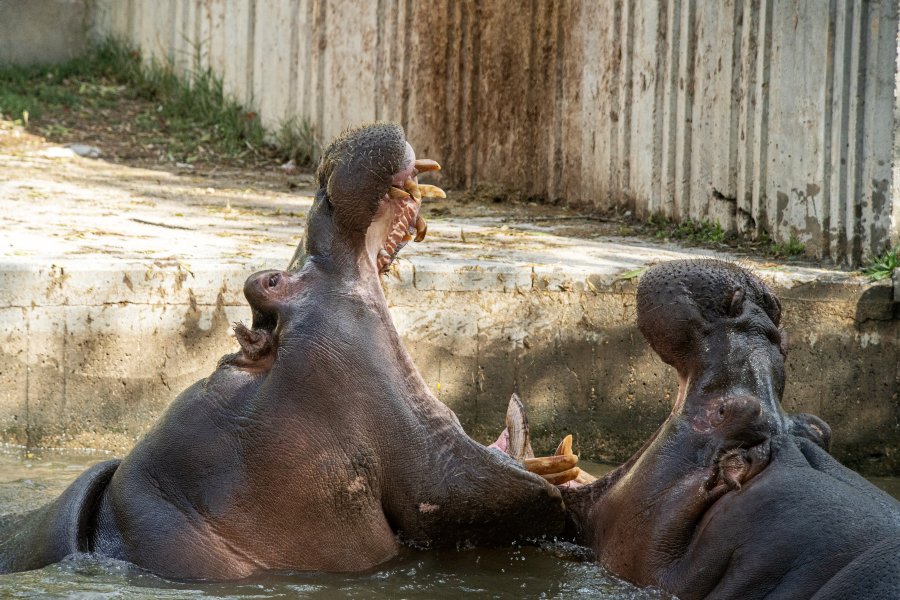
[0,38,320,166]
[648,215,728,244]
[768,233,805,258]
[863,246,898,281]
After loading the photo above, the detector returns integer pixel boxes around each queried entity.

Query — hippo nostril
[268,273,281,288]
[718,404,726,417]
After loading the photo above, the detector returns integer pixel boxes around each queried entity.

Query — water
[0,449,666,599]
[1,449,897,599]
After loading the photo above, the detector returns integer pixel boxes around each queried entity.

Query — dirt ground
[1,91,842,269]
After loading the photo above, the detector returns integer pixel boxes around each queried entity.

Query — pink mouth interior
[378,191,420,273]
[376,149,422,273]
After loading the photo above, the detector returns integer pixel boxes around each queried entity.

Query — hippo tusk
[555,434,574,456]
[541,467,580,486]
[417,184,446,199]
[414,215,427,242]
[389,186,411,200]
[414,158,441,173]
[574,468,598,484]
[524,454,578,475]
[404,177,422,201]
[505,394,533,462]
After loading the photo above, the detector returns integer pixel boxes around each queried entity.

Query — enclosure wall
[91,0,900,265]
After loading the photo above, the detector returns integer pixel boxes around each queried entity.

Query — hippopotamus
[562,259,900,599]
[0,123,575,579]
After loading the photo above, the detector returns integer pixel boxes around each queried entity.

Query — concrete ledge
[2,145,898,474]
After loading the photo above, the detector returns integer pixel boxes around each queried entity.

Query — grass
[766,233,806,258]
[647,215,728,244]
[642,214,814,260]
[863,246,898,281]
[0,38,320,167]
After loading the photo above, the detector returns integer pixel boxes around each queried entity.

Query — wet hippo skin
[563,259,900,600]
[0,124,570,579]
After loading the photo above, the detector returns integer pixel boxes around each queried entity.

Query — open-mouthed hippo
[0,123,576,579]
[563,259,900,599]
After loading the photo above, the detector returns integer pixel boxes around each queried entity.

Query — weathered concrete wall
[92,0,900,266]
[2,259,897,475]
[0,0,92,65]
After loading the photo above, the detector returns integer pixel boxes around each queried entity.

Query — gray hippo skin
[563,259,900,600]
[0,123,568,579]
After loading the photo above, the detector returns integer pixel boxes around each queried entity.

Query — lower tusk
[389,186,411,200]
[542,467,580,486]
[555,434,574,456]
[415,215,427,242]
[418,184,446,199]
[378,248,391,259]
[505,394,531,462]
[414,158,441,173]
[524,454,578,475]
[574,468,598,485]
[404,177,422,201]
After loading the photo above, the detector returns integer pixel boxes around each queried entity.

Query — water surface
[0,449,664,599]
[2,448,897,599]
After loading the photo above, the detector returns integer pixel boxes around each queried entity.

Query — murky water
[0,448,666,599]
[1,448,897,599]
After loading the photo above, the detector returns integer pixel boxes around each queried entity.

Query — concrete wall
[91,0,900,266]
[1,258,897,476]
[0,0,92,65]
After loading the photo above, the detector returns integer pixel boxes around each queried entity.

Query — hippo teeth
[414,215,427,242]
[414,158,441,173]
[377,167,445,273]
[524,454,578,475]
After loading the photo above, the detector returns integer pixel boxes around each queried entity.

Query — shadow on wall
[409,303,899,477]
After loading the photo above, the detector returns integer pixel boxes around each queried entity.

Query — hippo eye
[268,273,281,288]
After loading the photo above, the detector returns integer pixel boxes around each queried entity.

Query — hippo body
[0,124,567,579]
[563,260,900,599]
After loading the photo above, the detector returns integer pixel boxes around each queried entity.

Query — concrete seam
[245,0,257,109]
[621,0,635,209]
[315,0,327,139]
[821,0,838,260]
[287,0,301,120]
[552,0,567,202]
[726,0,744,229]
[374,0,385,121]
[400,0,413,132]
[467,0,482,188]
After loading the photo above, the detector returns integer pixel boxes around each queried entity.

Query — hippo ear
[761,290,782,326]
[790,413,832,451]
[727,287,745,317]
[778,327,788,358]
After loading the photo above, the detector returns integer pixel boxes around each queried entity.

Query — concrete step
[1,145,897,474]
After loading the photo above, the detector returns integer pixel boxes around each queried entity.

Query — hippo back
[0,459,120,573]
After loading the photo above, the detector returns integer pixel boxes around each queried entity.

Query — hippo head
[231,123,444,368]
[636,259,790,451]
[635,259,829,450]
[562,259,833,589]
[293,122,441,275]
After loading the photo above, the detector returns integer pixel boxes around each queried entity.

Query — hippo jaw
[296,123,444,278]
[364,142,442,274]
